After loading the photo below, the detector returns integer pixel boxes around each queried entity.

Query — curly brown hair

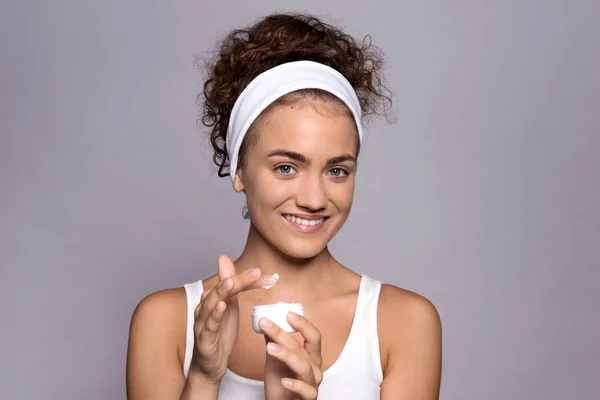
[197,13,392,177]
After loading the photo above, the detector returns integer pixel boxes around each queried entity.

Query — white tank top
[183,274,383,399]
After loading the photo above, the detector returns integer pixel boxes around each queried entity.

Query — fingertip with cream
[263,273,279,289]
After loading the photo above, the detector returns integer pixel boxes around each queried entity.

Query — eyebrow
[267,149,356,166]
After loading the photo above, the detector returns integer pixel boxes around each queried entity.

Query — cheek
[245,173,291,209]
[328,181,355,211]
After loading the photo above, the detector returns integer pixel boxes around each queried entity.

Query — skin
[126,98,442,399]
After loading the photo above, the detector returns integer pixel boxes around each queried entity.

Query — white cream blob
[263,273,279,289]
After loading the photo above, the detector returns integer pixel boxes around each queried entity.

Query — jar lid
[252,302,304,317]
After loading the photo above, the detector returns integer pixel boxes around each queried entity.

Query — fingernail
[281,378,294,388]
[267,342,281,353]
[287,311,299,321]
[259,318,273,329]
[249,268,260,278]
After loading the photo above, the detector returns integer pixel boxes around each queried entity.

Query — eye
[327,168,348,177]
[276,165,297,175]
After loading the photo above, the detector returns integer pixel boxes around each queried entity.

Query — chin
[277,240,327,260]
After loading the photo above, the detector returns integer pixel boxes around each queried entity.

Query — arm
[379,285,442,400]
[126,288,219,400]
[180,372,220,400]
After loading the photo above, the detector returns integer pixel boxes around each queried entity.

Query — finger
[287,312,323,368]
[259,317,304,355]
[217,254,236,281]
[281,378,318,400]
[266,342,315,385]
[195,277,233,329]
[200,287,211,303]
[195,287,213,319]
[196,268,265,327]
[217,254,279,290]
[203,300,227,336]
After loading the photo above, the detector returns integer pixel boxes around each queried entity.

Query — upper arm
[126,288,188,400]
[379,285,442,400]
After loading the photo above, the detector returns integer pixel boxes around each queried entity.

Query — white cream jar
[252,302,305,334]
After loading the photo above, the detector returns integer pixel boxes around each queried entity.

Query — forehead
[251,102,359,156]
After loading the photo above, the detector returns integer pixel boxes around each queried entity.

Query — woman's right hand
[188,255,276,387]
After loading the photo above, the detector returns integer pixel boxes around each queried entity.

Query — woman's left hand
[260,312,323,400]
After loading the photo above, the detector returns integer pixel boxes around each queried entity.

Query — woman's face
[234,100,358,259]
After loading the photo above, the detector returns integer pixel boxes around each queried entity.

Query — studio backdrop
[1,1,599,399]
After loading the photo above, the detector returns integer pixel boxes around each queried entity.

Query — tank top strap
[183,279,204,378]
[355,274,382,321]
[350,274,384,382]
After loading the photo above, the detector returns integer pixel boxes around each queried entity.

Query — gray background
[1,0,599,399]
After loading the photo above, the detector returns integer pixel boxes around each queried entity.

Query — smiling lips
[282,214,328,232]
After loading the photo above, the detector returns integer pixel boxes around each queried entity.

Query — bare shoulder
[376,284,442,398]
[129,273,219,331]
[128,287,188,365]
[129,287,188,342]
[377,284,442,373]
[379,284,441,330]
[126,287,189,399]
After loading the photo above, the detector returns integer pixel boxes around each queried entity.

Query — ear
[232,168,245,193]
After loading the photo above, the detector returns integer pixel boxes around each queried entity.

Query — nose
[295,174,328,212]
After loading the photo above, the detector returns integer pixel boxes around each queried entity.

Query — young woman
[126,13,442,400]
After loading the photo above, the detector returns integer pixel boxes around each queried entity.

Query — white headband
[226,60,363,181]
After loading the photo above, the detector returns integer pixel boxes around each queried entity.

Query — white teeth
[284,215,324,226]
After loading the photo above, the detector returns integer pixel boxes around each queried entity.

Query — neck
[234,223,342,303]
